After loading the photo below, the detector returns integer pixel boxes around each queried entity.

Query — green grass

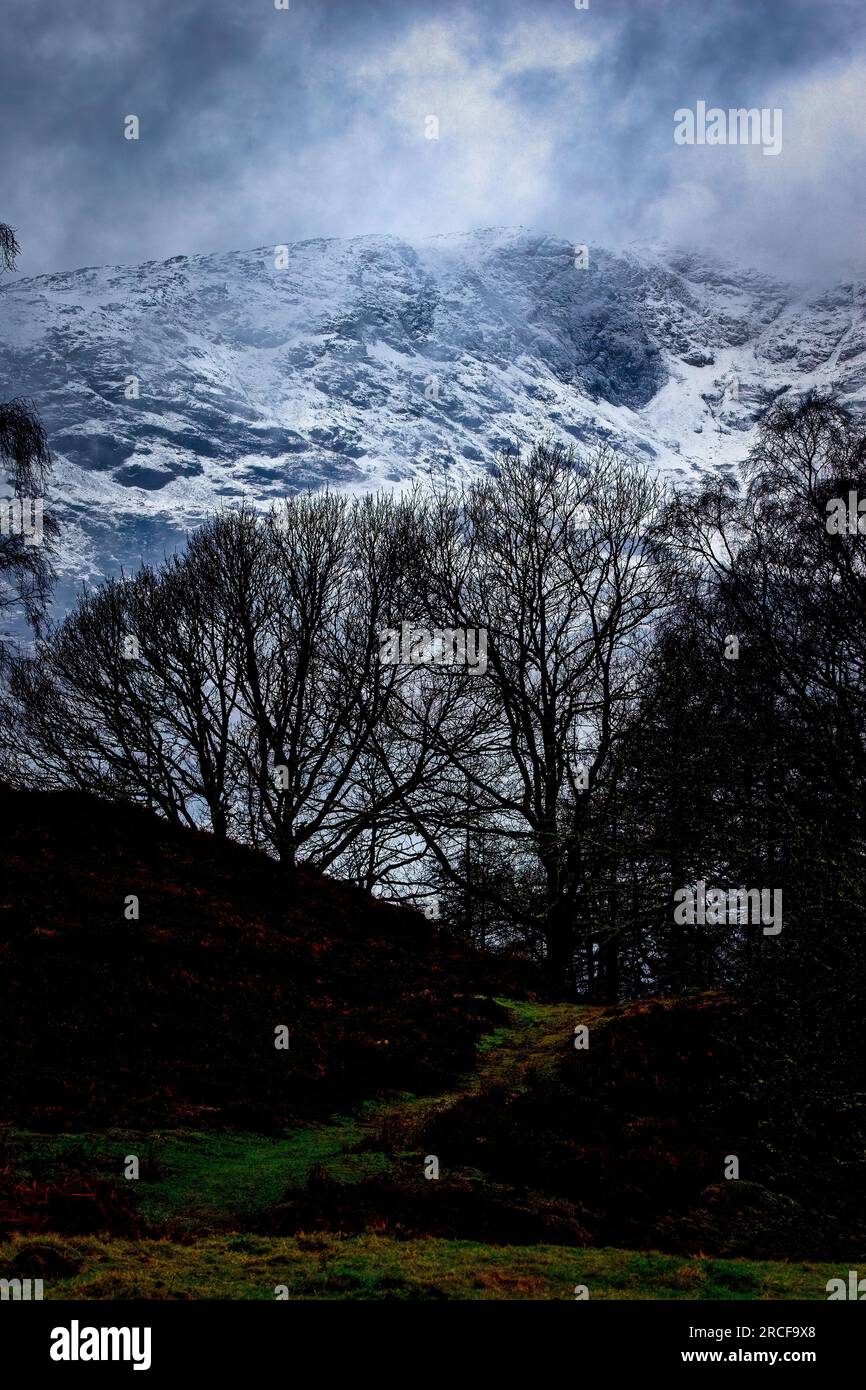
[1,997,597,1233]
[3,1123,392,1231]
[1,999,853,1300]
[0,1232,846,1300]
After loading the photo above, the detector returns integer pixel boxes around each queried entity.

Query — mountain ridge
[1,226,864,592]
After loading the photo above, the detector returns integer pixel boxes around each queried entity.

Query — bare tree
[398,442,672,995]
[6,444,670,999]
[0,223,20,272]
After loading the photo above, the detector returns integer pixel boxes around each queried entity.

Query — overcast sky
[2,0,864,283]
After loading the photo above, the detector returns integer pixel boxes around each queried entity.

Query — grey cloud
[1,0,864,283]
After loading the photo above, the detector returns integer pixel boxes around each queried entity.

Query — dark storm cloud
[2,0,864,282]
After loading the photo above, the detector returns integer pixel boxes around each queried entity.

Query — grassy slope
[0,1233,843,1300]
[0,1001,850,1299]
[3,1001,579,1232]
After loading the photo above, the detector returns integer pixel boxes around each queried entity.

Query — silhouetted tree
[393,442,673,997]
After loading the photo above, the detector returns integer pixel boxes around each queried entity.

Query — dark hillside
[410,996,866,1261]
[0,785,501,1129]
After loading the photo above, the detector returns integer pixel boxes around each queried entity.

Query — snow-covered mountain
[1,226,865,591]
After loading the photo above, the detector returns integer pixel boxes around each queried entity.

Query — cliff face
[1,227,864,595]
